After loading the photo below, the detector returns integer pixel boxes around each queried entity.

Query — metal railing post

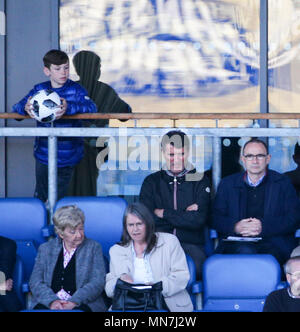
[212,136,222,197]
[48,135,57,223]
[260,0,269,128]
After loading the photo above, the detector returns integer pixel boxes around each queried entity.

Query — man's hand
[55,98,67,120]
[154,209,164,219]
[186,203,198,211]
[247,218,262,236]
[234,218,262,237]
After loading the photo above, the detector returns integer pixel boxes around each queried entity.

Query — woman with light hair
[29,205,107,311]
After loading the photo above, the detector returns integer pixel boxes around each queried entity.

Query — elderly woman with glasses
[105,202,193,312]
[29,205,107,312]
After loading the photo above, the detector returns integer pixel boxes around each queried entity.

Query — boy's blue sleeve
[66,86,97,115]
[12,87,37,115]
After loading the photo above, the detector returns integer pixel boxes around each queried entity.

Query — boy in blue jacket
[12,49,97,203]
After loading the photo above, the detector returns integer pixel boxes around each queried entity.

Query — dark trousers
[216,240,289,266]
[0,291,22,312]
[181,242,206,280]
[34,160,74,202]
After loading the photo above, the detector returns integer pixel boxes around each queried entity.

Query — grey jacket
[29,237,107,312]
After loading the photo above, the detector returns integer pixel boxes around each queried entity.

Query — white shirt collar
[247,173,266,187]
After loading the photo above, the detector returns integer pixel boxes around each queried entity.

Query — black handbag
[112,278,166,312]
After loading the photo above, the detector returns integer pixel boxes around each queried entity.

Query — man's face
[163,143,189,175]
[44,62,69,88]
[287,260,300,296]
[241,142,270,177]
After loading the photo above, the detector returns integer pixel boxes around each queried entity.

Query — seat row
[0,197,285,312]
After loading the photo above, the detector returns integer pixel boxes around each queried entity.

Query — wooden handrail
[1,112,300,120]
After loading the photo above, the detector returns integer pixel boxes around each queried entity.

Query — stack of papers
[132,285,152,290]
[223,236,262,242]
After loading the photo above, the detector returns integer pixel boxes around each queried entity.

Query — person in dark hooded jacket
[139,130,211,279]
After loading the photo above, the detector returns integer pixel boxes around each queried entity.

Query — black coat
[0,236,16,280]
[0,236,21,312]
[139,169,211,245]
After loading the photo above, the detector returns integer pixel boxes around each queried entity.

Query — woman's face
[59,223,85,250]
[126,213,147,244]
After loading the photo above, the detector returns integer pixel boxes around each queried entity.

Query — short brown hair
[242,138,268,155]
[43,49,69,69]
[161,130,190,151]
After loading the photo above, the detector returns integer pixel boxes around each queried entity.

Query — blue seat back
[204,227,215,256]
[185,254,197,310]
[185,254,196,292]
[54,197,127,257]
[16,240,38,282]
[13,255,25,309]
[203,254,281,312]
[0,198,47,245]
[0,198,48,282]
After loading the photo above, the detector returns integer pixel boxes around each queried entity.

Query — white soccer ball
[30,89,61,123]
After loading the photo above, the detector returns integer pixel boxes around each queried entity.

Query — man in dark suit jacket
[0,236,21,312]
[213,138,300,265]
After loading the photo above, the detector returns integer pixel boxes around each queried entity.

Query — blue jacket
[213,170,300,255]
[12,79,97,167]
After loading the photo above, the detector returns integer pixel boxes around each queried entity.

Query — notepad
[132,285,152,290]
[223,236,262,242]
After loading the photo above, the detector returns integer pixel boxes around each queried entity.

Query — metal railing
[3,112,300,120]
[1,112,300,220]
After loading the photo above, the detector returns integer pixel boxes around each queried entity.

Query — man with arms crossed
[139,130,210,279]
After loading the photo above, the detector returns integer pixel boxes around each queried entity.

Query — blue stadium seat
[202,254,281,312]
[54,196,127,257]
[13,255,25,309]
[185,254,197,310]
[204,227,216,257]
[0,198,50,283]
[190,228,218,308]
